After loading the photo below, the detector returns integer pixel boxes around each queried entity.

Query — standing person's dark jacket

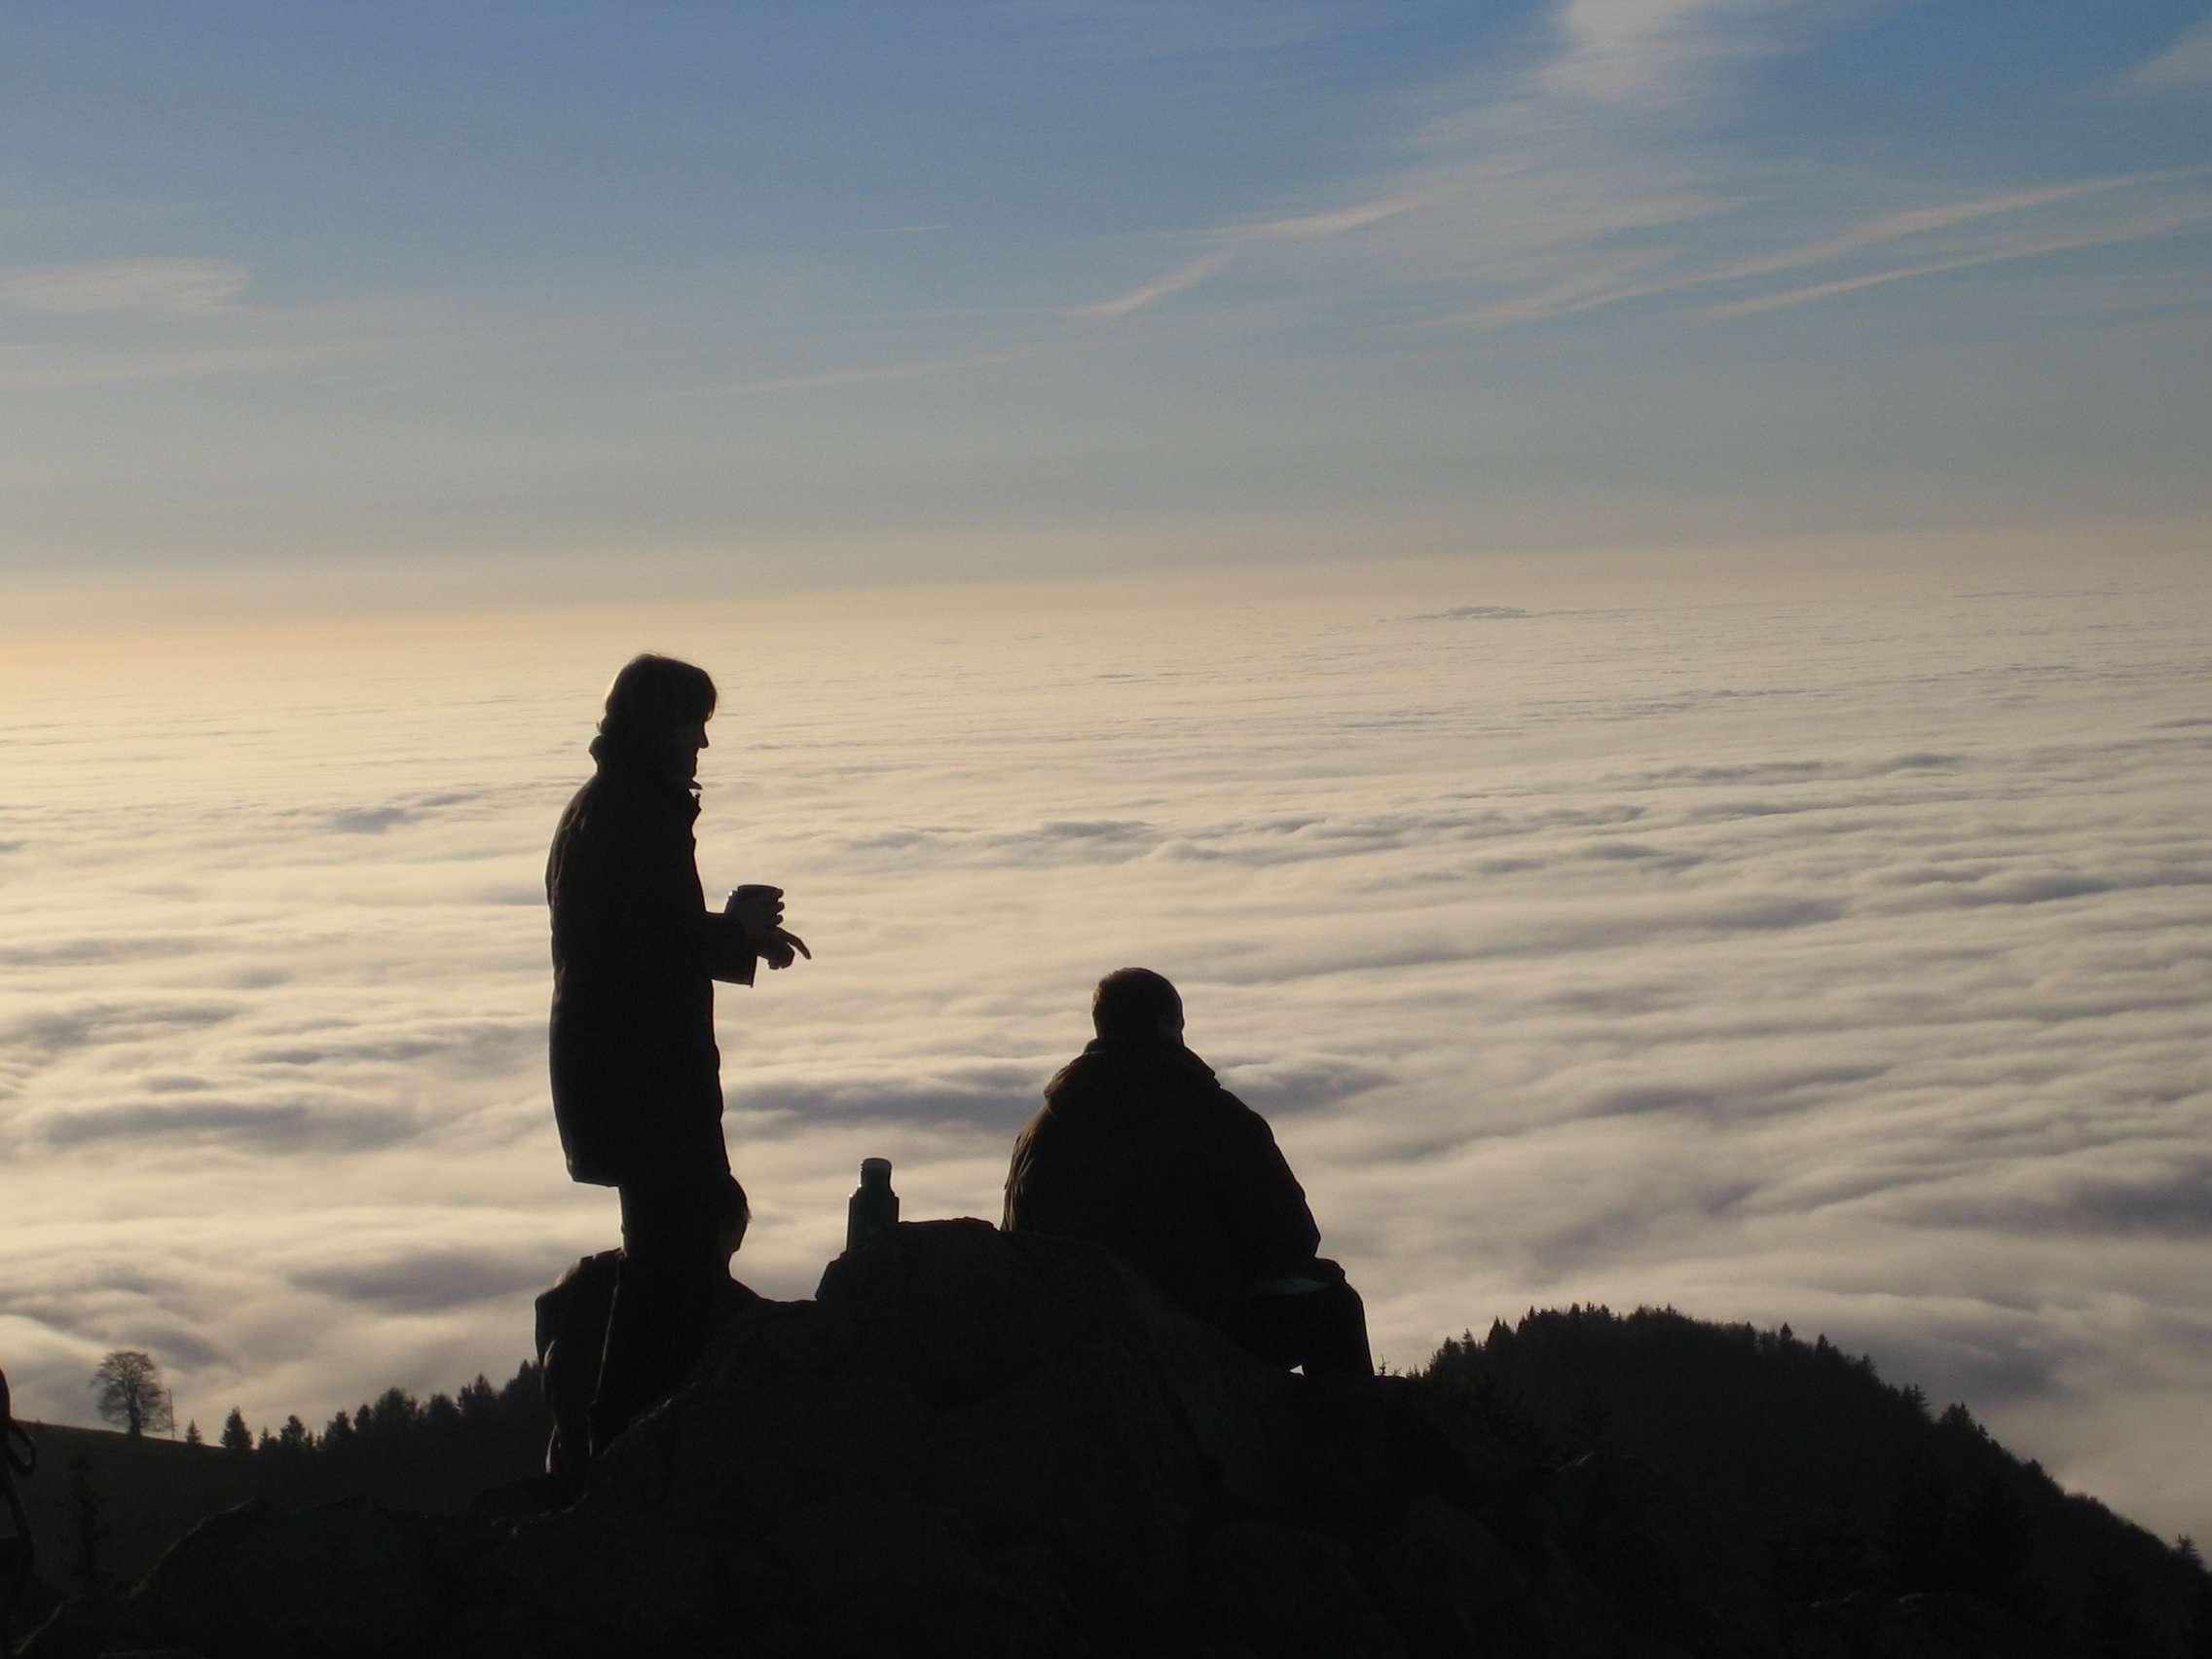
[546,733,754,1187]
[1003,1036,1321,1324]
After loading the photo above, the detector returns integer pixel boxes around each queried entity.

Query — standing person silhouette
[545,654,808,1455]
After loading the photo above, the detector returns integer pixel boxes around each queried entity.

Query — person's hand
[758,928,811,971]
[726,884,786,941]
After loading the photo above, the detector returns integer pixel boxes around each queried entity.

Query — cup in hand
[727,884,785,940]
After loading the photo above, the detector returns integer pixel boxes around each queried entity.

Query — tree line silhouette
[1419,1304,2212,1658]
[188,1360,549,1515]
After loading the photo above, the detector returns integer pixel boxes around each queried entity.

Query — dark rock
[594,1330,936,1531]
[917,1336,1204,1614]
[132,1496,441,1659]
[1361,1496,1529,1654]
[818,1221,1289,1513]
[17,1591,165,1659]
[755,1493,1080,1657]
[445,1502,739,1659]
[816,1218,1107,1407]
[1280,1374,1497,1538]
[1191,1521,1404,1659]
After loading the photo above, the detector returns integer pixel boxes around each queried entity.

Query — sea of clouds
[2,546,2206,1541]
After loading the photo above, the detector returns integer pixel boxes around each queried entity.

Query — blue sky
[3,1,2209,618]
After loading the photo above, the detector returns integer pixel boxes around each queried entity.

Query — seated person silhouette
[1003,968,1373,1379]
[535,1173,757,1486]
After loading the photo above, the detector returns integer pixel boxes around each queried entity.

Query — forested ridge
[1419,1304,2212,1657]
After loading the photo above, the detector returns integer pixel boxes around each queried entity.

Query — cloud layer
[2,548,2207,1542]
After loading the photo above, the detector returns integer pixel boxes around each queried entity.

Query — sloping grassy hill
[11,1421,262,1594]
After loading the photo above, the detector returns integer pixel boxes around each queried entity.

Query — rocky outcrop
[21,1222,2067,1658]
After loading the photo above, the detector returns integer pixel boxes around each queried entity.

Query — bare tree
[87,1351,173,1440]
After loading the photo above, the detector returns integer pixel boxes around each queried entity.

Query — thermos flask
[846,1157,899,1251]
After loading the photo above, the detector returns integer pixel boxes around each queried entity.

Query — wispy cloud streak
[0,340,370,393]
[1227,197,1424,241]
[1708,202,2212,316]
[1538,0,1814,105]
[1072,251,1232,320]
[1446,170,2212,328]
[0,259,249,317]
[2110,18,2212,94]
[1713,169,2209,286]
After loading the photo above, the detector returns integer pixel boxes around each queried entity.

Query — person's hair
[716,1173,752,1254]
[598,654,718,748]
[1091,967,1183,1040]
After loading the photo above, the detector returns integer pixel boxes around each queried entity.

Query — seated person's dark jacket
[546,733,754,1187]
[1003,1035,1321,1324]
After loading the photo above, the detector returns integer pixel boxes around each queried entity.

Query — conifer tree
[183,1419,203,1448]
[2084,1561,2148,1659]
[458,1374,498,1434]
[219,1407,252,1456]
[1956,1473,2031,1610]
[1883,1458,1954,1592]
